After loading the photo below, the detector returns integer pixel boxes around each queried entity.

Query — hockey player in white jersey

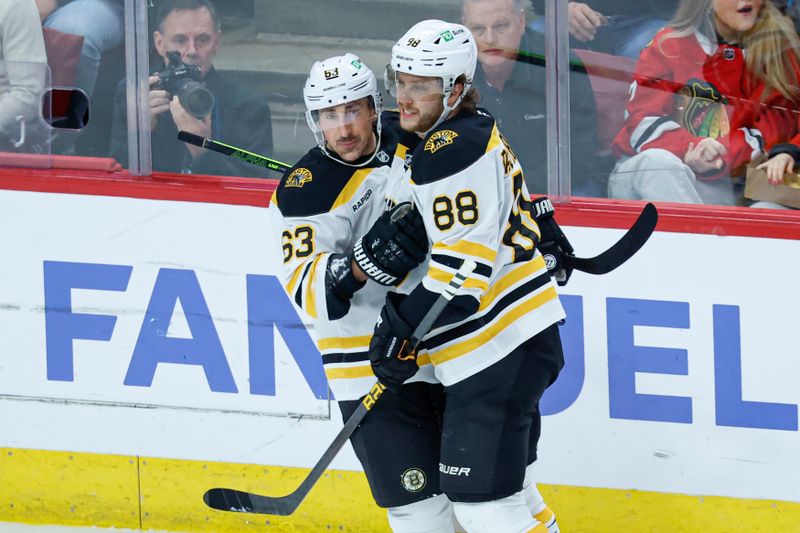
[272,54,460,532]
[369,20,570,533]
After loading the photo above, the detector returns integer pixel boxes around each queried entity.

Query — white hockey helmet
[303,53,383,165]
[386,19,478,133]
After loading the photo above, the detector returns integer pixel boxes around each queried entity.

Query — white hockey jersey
[400,109,566,386]
[271,111,434,401]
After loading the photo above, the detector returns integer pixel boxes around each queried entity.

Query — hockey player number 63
[282,226,314,262]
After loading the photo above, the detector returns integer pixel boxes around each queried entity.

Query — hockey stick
[203,259,478,516]
[564,202,658,275]
[177,131,291,174]
[178,130,656,273]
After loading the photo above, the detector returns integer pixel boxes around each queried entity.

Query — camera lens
[176,80,214,119]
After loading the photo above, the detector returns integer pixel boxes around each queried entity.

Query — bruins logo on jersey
[424,130,458,154]
[285,168,313,188]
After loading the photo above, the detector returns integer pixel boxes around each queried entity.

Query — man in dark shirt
[463,0,606,197]
[110,0,273,177]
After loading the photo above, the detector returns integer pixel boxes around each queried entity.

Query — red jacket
[613,28,800,177]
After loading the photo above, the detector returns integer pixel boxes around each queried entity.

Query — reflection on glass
[0,60,50,160]
[530,0,676,60]
[44,88,90,130]
[463,0,604,196]
[110,0,274,178]
[607,0,800,209]
[525,0,683,199]
[0,0,49,162]
[40,0,125,158]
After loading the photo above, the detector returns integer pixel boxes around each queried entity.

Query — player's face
[154,8,220,77]
[395,73,445,133]
[462,0,526,69]
[318,97,377,162]
[712,0,763,36]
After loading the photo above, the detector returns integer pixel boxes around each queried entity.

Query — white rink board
[0,190,328,417]
[0,189,798,504]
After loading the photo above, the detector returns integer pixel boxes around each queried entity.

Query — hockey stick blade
[177,131,291,174]
[204,260,478,516]
[564,203,657,275]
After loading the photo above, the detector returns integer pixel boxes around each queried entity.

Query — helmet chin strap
[419,83,468,137]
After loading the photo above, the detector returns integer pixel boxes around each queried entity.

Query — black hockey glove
[531,197,574,286]
[368,293,419,391]
[353,202,428,286]
[325,252,367,320]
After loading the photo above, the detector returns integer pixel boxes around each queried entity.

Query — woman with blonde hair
[609,0,800,205]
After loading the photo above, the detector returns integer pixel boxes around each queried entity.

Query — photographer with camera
[110,0,273,177]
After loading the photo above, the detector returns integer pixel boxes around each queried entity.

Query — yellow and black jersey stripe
[399,110,565,386]
[408,109,496,186]
[272,111,432,401]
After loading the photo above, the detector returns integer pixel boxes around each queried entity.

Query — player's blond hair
[665,0,800,101]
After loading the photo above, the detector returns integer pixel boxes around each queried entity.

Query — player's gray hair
[157,0,222,32]
[461,0,532,12]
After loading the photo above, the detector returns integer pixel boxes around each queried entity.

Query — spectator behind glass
[609,0,800,206]
[463,0,606,196]
[110,0,274,177]
[0,0,47,151]
[530,0,680,60]
[774,0,800,32]
[36,0,123,99]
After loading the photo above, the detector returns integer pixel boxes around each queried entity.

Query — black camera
[155,51,214,119]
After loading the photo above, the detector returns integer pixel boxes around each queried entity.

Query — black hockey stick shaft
[177,131,291,174]
[204,259,478,516]
[564,202,658,275]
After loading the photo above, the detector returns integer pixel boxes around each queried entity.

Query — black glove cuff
[353,236,400,286]
[327,252,366,300]
[325,253,367,320]
[531,197,555,220]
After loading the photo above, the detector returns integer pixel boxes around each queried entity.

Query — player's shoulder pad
[275,148,356,217]
[380,110,422,156]
[409,110,495,185]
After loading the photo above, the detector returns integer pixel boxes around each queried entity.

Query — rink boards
[0,177,799,532]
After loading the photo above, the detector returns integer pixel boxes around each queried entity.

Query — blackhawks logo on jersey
[424,130,458,154]
[285,168,313,188]
[674,78,730,139]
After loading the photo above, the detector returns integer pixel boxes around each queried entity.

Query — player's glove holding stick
[368,292,418,392]
[531,197,575,286]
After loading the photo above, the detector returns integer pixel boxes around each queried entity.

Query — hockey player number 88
[502,172,538,263]
[432,191,479,230]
